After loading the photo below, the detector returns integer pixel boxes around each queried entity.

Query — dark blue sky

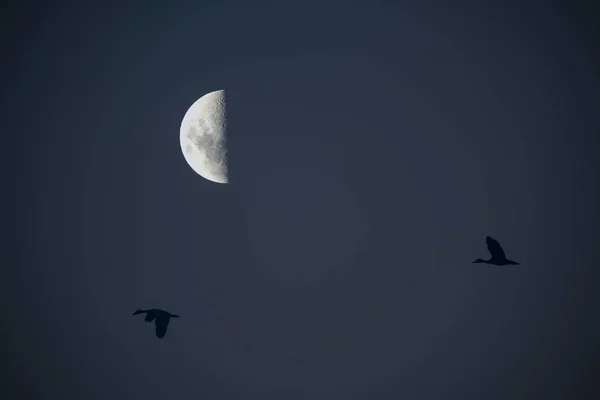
[3,1,600,399]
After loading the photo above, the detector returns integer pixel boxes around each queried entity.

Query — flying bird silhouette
[473,236,520,266]
[133,308,180,339]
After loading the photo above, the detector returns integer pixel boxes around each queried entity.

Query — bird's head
[472,258,486,264]
[170,314,180,318]
[132,309,145,315]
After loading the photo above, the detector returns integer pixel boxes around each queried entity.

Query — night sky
[3,1,600,399]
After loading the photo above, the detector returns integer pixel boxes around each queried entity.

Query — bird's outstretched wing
[155,316,170,339]
[486,236,506,259]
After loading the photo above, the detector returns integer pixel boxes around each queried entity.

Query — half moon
[179,89,228,184]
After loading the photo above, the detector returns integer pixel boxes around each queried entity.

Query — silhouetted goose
[133,308,180,339]
[473,236,520,266]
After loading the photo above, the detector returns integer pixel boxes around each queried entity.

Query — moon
[179,89,228,184]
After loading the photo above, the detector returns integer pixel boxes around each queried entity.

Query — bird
[132,308,180,339]
[473,236,520,266]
